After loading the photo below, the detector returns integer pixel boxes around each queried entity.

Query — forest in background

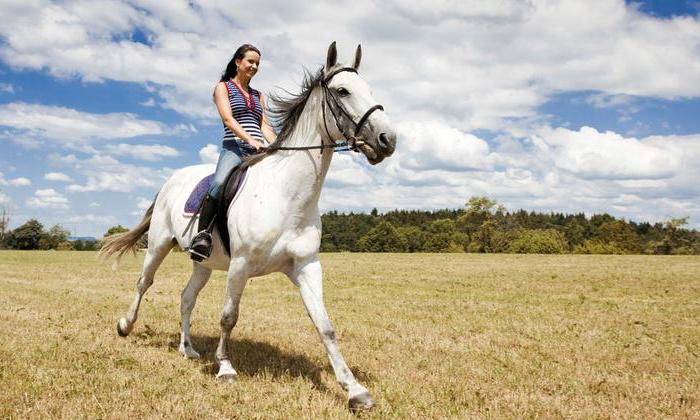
[1,197,698,254]
[320,197,699,255]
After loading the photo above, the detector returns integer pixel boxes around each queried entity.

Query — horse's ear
[326,41,337,71]
[352,44,362,70]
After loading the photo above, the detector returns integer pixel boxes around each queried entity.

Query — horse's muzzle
[377,132,396,157]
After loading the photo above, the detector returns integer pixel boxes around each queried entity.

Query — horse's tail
[99,196,156,265]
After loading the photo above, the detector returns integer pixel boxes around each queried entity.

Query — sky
[1,0,700,237]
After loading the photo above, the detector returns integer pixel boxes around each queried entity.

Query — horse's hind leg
[117,236,175,337]
[179,263,212,359]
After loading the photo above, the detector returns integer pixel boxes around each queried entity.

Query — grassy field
[0,251,699,418]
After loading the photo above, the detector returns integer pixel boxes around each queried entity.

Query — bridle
[274,67,384,152]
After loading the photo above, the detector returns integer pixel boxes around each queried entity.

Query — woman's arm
[259,93,277,145]
[213,82,265,151]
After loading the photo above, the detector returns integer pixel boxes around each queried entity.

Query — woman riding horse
[189,44,277,261]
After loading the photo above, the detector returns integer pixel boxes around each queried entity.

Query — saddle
[183,166,248,256]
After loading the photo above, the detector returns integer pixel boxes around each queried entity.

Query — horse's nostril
[379,133,389,149]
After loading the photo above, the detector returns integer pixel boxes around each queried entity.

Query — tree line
[0,220,129,251]
[320,197,699,255]
[1,197,698,254]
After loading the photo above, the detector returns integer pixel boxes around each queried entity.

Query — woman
[189,44,277,262]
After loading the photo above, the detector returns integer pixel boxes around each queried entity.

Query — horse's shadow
[137,330,372,392]
[190,334,329,390]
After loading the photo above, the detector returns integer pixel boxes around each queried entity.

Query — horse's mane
[237,65,334,171]
[268,66,325,145]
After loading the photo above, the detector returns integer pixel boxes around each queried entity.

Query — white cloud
[393,120,494,172]
[532,126,681,180]
[0,102,168,150]
[198,144,219,164]
[44,172,73,182]
[9,177,31,186]
[140,98,156,107]
[0,172,31,187]
[326,153,373,187]
[0,130,41,149]
[27,188,69,209]
[2,0,698,129]
[319,121,700,229]
[137,197,152,210]
[106,143,180,161]
[130,196,154,217]
[1,1,699,230]
[51,153,171,193]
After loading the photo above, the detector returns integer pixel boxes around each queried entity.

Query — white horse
[100,42,396,411]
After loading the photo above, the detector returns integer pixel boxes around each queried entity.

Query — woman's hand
[248,139,266,152]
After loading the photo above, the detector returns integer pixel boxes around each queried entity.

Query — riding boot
[189,193,218,262]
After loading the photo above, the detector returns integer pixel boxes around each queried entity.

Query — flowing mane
[267,67,325,146]
[237,66,331,169]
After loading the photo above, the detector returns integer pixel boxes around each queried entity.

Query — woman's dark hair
[220,44,261,82]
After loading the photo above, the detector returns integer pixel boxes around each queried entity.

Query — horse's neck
[260,89,333,212]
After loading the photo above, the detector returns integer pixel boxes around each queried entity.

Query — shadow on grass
[189,334,329,391]
[131,326,375,396]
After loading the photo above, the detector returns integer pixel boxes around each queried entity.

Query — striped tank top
[222,79,265,145]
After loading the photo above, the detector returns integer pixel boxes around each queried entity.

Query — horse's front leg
[290,258,375,412]
[215,260,248,380]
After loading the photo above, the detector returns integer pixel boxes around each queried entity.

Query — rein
[272,67,383,153]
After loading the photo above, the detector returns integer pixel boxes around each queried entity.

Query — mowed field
[1,251,699,418]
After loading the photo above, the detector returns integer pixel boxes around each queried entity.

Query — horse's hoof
[216,372,237,383]
[179,344,201,359]
[216,361,237,382]
[348,391,375,412]
[117,318,131,337]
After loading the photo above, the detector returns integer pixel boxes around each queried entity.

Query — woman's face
[236,50,260,78]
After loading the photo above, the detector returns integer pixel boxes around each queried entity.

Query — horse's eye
[337,87,350,97]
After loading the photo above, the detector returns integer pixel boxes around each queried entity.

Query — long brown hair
[219,44,261,82]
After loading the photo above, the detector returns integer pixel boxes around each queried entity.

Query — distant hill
[68,236,97,242]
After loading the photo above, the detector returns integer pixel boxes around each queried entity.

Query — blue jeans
[208,140,256,198]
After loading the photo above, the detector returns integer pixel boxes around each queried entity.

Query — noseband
[275,67,384,152]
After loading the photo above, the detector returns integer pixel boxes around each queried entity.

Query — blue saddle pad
[183,170,248,216]
[184,174,214,215]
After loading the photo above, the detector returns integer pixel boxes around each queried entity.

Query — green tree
[38,224,71,250]
[424,219,465,252]
[508,229,568,254]
[73,239,99,251]
[573,240,624,254]
[396,226,426,252]
[646,217,692,254]
[357,221,407,252]
[595,220,641,253]
[104,225,129,237]
[457,197,505,252]
[5,219,44,250]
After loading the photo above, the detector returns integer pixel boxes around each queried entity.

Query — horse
[99,42,396,411]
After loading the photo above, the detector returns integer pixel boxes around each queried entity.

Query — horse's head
[321,42,396,165]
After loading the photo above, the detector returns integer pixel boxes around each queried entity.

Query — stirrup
[189,231,213,262]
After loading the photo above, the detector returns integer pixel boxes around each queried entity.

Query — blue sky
[1,0,700,237]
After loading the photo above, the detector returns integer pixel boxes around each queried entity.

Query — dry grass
[1,251,699,418]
